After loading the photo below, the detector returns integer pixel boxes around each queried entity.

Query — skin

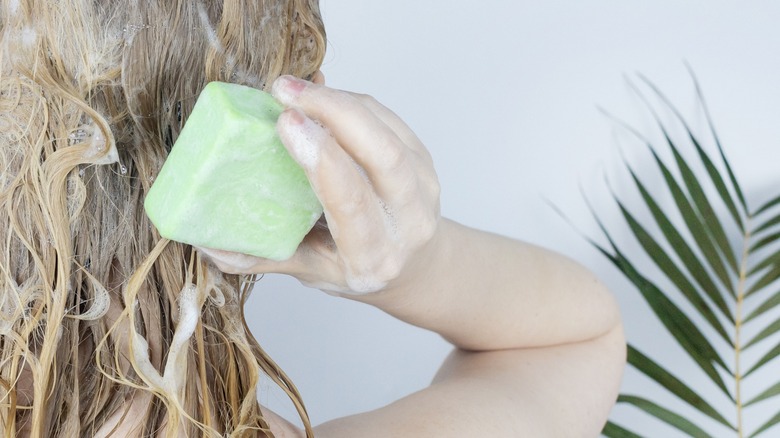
[200,73,626,437]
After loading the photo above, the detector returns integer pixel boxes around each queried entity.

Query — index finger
[272,75,428,160]
[273,76,423,203]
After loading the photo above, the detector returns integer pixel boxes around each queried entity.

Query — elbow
[590,322,627,435]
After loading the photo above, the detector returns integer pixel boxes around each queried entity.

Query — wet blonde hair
[0,0,325,436]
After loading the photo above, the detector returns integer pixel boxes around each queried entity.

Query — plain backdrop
[246,1,780,436]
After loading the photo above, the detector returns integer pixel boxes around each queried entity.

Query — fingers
[195,246,282,275]
[205,77,442,296]
[276,108,389,260]
[348,92,432,162]
[272,76,423,203]
[196,230,351,292]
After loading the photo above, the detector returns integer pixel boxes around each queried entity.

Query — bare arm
[312,220,625,437]
[201,75,625,437]
[350,218,620,351]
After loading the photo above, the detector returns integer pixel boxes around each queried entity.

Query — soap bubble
[68,128,88,145]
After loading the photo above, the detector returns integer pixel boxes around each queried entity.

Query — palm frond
[603,421,643,438]
[590,73,780,437]
[684,63,749,214]
[616,395,714,437]
[625,346,733,428]
[750,412,780,438]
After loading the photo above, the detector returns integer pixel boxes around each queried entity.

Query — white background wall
[248,1,780,436]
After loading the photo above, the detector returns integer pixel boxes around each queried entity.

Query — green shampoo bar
[144,81,322,261]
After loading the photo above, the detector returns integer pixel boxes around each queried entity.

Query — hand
[199,75,441,295]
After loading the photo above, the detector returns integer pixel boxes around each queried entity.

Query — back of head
[0,1,325,436]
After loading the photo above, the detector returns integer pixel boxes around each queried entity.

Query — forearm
[347,218,621,351]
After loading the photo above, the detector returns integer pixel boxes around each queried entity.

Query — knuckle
[333,90,365,111]
[419,214,439,242]
[381,141,406,171]
[393,173,418,201]
[305,86,359,114]
[331,191,370,217]
[378,258,403,283]
[403,209,439,247]
[410,158,440,198]
[353,92,378,107]
[421,175,441,200]
[425,176,441,200]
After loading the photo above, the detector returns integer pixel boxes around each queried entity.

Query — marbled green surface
[144,82,322,261]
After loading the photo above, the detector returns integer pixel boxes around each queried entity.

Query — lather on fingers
[275,106,400,293]
[271,76,443,295]
[276,108,385,243]
[191,77,444,295]
[272,76,421,202]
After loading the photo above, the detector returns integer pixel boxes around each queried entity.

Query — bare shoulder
[260,406,306,438]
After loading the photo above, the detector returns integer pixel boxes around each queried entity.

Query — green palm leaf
[744,290,780,324]
[624,165,733,325]
[590,74,780,437]
[754,194,780,216]
[750,231,780,253]
[611,183,732,344]
[603,421,643,438]
[629,78,740,276]
[747,249,780,278]
[744,380,780,407]
[626,346,732,428]
[743,340,780,378]
[752,212,780,235]
[616,395,714,437]
[750,412,780,438]
[587,203,731,396]
[685,63,749,214]
[638,73,745,234]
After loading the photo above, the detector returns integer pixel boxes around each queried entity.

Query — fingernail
[272,75,307,104]
[278,108,322,170]
[284,107,306,125]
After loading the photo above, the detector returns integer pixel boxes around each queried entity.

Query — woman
[0,0,624,436]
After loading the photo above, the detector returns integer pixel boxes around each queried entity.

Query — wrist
[342,218,454,310]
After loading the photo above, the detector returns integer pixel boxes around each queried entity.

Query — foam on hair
[0,1,325,436]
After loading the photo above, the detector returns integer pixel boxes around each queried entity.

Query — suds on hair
[0,1,325,436]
